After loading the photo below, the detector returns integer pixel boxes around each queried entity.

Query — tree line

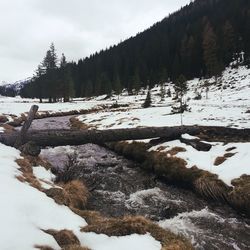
[19,0,250,101]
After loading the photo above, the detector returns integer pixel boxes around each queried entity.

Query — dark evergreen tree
[203,22,221,77]
[142,90,152,108]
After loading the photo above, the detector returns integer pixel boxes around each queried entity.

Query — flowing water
[30,116,250,250]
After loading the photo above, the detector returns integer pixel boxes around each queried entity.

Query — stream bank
[32,116,250,250]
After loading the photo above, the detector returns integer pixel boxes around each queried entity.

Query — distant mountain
[0,78,31,97]
[21,0,250,100]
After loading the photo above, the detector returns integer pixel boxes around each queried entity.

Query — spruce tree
[142,90,152,108]
[222,21,236,64]
[203,22,221,76]
[60,53,75,102]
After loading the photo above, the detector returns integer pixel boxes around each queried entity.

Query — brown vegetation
[214,152,236,166]
[71,209,105,225]
[63,245,90,250]
[225,147,236,152]
[70,117,93,130]
[81,215,193,250]
[44,229,80,248]
[15,157,42,191]
[35,245,54,250]
[214,156,227,166]
[1,123,15,133]
[41,229,91,250]
[166,147,187,156]
[229,175,250,217]
[0,115,9,123]
[45,180,89,210]
[108,141,231,202]
[194,172,230,202]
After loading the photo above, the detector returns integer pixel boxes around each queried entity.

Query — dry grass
[0,115,8,123]
[194,172,230,202]
[1,124,15,134]
[45,180,89,209]
[42,229,91,250]
[214,156,227,166]
[224,152,236,158]
[34,245,54,250]
[226,147,237,152]
[229,175,250,217]
[63,245,90,250]
[70,117,92,130]
[44,229,80,247]
[71,209,105,225]
[81,216,193,250]
[166,147,187,156]
[156,146,168,152]
[15,158,42,191]
[63,180,89,209]
[214,152,236,166]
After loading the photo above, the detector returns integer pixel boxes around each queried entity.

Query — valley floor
[0,65,250,249]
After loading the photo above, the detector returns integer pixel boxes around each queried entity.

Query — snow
[0,142,161,249]
[77,66,250,130]
[0,143,87,250]
[149,140,250,186]
[0,96,102,116]
[77,233,161,250]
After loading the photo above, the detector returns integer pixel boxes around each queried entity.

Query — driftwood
[1,125,250,148]
[14,105,39,148]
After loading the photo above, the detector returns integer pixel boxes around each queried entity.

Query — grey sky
[0,0,190,83]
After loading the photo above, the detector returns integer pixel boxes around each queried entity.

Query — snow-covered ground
[0,143,161,250]
[77,66,250,129]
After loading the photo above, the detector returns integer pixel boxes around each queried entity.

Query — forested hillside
[20,0,250,101]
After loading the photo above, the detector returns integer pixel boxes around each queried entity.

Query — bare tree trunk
[1,125,250,148]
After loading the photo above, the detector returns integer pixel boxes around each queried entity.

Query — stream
[30,116,250,250]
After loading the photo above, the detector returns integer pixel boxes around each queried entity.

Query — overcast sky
[0,0,190,83]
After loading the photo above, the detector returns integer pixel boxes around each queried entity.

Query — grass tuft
[81,215,193,250]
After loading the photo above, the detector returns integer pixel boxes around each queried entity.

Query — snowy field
[77,66,250,129]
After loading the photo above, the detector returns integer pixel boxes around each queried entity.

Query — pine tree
[172,75,189,113]
[60,53,75,102]
[113,73,122,96]
[160,84,166,101]
[142,89,152,108]
[203,22,221,76]
[42,43,59,102]
[222,21,236,64]
[131,69,141,94]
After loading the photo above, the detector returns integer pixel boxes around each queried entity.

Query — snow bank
[0,143,162,250]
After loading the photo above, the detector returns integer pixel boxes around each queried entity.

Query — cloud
[0,0,190,82]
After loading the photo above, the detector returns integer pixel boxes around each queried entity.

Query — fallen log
[1,125,250,147]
